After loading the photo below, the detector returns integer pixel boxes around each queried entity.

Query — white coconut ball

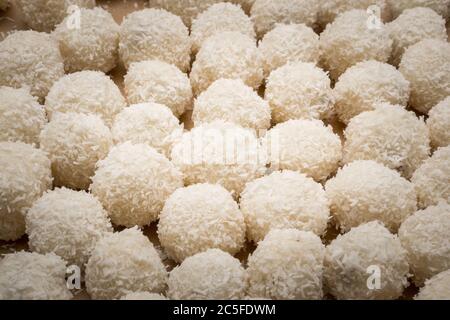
[0,142,52,241]
[427,97,450,149]
[45,71,126,127]
[85,227,168,300]
[120,292,168,300]
[0,31,64,101]
[119,9,191,72]
[90,142,183,227]
[40,112,113,190]
[0,251,72,300]
[190,31,263,96]
[333,60,410,124]
[192,78,271,131]
[265,62,334,124]
[319,9,392,80]
[343,103,430,179]
[415,270,450,300]
[247,229,325,300]
[387,0,450,20]
[168,249,246,300]
[124,60,193,117]
[0,0,9,11]
[324,221,409,300]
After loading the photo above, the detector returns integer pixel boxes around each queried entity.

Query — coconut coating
[40,113,113,190]
[168,249,246,300]
[324,221,409,300]
[85,227,168,300]
[192,78,271,130]
[415,269,450,300]
[247,229,325,300]
[45,71,126,127]
[0,142,52,241]
[265,62,334,124]
[120,292,168,300]
[0,31,64,101]
[387,0,450,20]
[119,9,191,72]
[124,60,193,117]
[427,97,450,149]
[190,31,263,96]
[343,103,430,179]
[319,10,392,80]
[333,60,410,124]
[399,39,450,114]
[90,142,183,227]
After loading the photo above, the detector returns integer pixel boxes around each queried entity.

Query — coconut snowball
[0,142,52,241]
[119,9,191,72]
[415,270,450,300]
[388,0,450,20]
[324,221,409,300]
[192,78,271,130]
[247,229,325,300]
[168,249,246,300]
[120,292,168,300]
[85,227,168,300]
[90,142,183,227]
[343,103,430,179]
[265,62,334,124]
[45,71,126,127]
[40,113,113,190]
[0,31,64,101]
[319,10,392,80]
[0,251,72,300]
[190,31,263,96]
[427,97,450,149]
[124,60,193,117]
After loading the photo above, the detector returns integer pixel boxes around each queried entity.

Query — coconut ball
[192,78,271,131]
[415,270,450,300]
[0,86,46,145]
[85,227,168,300]
[333,60,410,124]
[119,9,191,72]
[399,39,450,114]
[0,251,72,300]
[343,103,430,179]
[120,292,168,300]
[0,31,64,101]
[265,62,334,124]
[247,229,325,300]
[0,0,9,11]
[0,142,52,241]
[124,60,192,117]
[45,71,126,127]
[319,10,392,80]
[324,221,409,300]
[388,0,450,20]
[190,31,263,96]
[40,113,113,190]
[428,97,450,149]
[91,142,183,227]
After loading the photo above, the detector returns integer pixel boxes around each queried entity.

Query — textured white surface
[415,269,450,300]
[427,97,450,149]
[387,0,450,20]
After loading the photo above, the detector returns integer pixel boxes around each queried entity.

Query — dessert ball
[427,97,450,149]
[388,0,450,20]
[120,292,168,300]
[415,270,450,300]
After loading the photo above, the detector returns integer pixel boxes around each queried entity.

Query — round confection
[263,119,342,182]
[192,78,271,131]
[53,7,120,73]
[246,229,325,300]
[90,142,183,227]
[111,103,183,158]
[0,142,52,241]
[120,292,168,300]
[158,183,245,263]
[0,0,9,11]
[325,160,417,232]
[399,202,450,286]
[0,86,46,145]
[343,103,430,179]
[124,60,193,117]
[240,171,330,243]
[265,62,334,124]
[415,270,450,300]
[0,31,64,100]
[190,31,263,96]
[119,8,191,71]
[26,188,113,267]
[0,251,72,300]
[399,39,450,114]
[324,221,409,300]
[45,71,126,127]
[387,0,450,20]
[427,97,450,149]
[333,60,410,124]
[167,249,246,300]
[85,227,168,300]
[40,112,113,190]
[319,9,392,80]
